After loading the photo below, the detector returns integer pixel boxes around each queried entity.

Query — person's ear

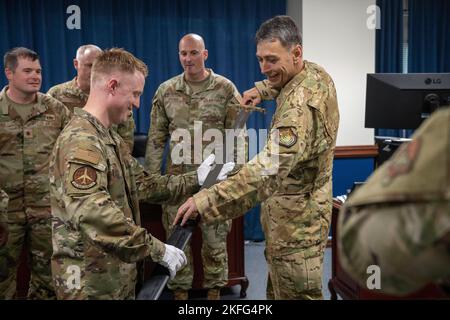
[203,49,208,62]
[5,68,13,81]
[107,79,119,95]
[73,59,79,71]
[292,45,302,64]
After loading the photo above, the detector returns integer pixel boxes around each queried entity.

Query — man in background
[145,34,244,300]
[0,47,71,299]
[48,44,135,151]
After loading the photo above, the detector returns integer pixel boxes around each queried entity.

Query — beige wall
[288,0,376,146]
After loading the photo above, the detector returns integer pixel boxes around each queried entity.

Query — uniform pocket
[270,249,323,296]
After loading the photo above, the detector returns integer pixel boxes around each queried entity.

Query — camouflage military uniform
[48,78,135,151]
[0,86,71,299]
[192,61,339,299]
[145,69,243,291]
[0,189,8,247]
[50,108,200,299]
[0,189,7,221]
[338,107,450,296]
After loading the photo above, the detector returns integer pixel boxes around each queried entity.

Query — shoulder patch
[74,148,101,165]
[71,166,97,189]
[275,127,298,148]
[382,138,421,186]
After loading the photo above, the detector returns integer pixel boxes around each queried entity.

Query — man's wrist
[254,81,271,100]
[192,189,210,217]
[255,80,279,100]
[149,235,166,263]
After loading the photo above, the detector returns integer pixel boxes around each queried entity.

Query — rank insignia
[276,127,297,148]
[71,166,97,189]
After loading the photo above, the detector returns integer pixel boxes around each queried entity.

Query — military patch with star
[71,166,97,189]
[275,127,298,148]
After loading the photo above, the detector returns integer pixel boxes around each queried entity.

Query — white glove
[160,244,187,279]
[217,161,235,181]
[197,154,215,185]
[197,154,236,185]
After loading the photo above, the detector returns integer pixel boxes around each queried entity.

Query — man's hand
[197,154,215,186]
[218,161,235,181]
[174,197,199,226]
[197,154,235,185]
[242,87,262,106]
[159,244,187,279]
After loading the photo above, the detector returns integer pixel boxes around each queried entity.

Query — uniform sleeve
[58,142,166,264]
[56,100,73,127]
[47,85,58,99]
[63,104,72,126]
[224,82,248,168]
[338,202,450,296]
[0,189,8,224]
[255,80,280,101]
[117,115,135,152]
[144,88,170,173]
[193,106,307,223]
[0,189,8,248]
[132,156,200,204]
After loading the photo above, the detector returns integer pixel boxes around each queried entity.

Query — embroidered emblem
[276,127,297,148]
[71,166,97,189]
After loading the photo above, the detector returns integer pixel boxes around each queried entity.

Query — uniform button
[24,129,33,138]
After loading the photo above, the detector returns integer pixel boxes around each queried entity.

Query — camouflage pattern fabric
[48,78,135,151]
[338,107,450,296]
[0,189,9,248]
[0,86,71,299]
[145,69,243,290]
[0,189,7,225]
[49,108,200,299]
[193,61,340,299]
[0,215,53,299]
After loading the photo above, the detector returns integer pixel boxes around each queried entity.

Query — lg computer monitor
[365,73,450,129]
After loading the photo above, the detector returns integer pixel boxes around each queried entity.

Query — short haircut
[76,44,102,60]
[4,47,39,71]
[179,33,206,51]
[255,15,302,48]
[91,48,148,82]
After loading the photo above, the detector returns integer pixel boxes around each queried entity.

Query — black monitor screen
[365,73,450,129]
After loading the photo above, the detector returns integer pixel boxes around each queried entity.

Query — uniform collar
[174,68,217,94]
[277,60,311,103]
[0,85,47,118]
[69,77,89,98]
[74,108,116,145]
